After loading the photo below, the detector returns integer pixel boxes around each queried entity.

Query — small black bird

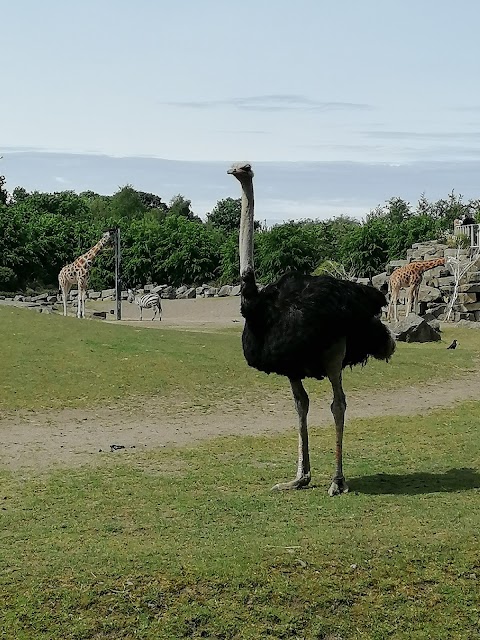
[447,340,458,350]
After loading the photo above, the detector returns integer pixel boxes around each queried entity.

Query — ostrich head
[127,288,135,303]
[227,162,254,183]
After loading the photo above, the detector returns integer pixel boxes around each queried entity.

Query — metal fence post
[115,227,122,320]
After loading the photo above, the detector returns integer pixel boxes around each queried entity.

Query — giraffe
[58,230,113,318]
[387,258,447,322]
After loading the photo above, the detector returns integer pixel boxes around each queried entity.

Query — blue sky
[2,0,480,220]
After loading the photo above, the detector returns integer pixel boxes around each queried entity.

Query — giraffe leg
[78,285,86,318]
[389,287,398,322]
[405,288,412,318]
[412,285,420,316]
[272,378,311,491]
[325,341,349,497]
[62,287,68,317]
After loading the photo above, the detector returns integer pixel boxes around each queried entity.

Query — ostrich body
[228,162,395,495]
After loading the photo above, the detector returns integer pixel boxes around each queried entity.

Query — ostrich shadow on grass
[348,468,480,495]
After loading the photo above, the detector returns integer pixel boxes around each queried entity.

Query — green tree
[0,175,7,206]
[110,185,146,221]
[168,194,201,222]
[206,197,262,234]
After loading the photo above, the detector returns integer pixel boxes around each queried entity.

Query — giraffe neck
[413,258,445,274]
[76,236,109,264]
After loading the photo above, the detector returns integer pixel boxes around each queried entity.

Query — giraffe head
[101,229,115,245]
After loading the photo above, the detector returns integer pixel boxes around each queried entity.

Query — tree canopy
[0,177,478,293]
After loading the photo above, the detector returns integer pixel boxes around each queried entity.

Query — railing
[454,223,480,248]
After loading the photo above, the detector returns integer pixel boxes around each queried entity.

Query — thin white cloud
[364,131,480,140]
[163,94,373,112]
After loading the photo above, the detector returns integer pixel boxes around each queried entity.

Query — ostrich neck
[239,179,255,278]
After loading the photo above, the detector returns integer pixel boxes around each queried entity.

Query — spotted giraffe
[58,231,113,318]
[387,258,447,322]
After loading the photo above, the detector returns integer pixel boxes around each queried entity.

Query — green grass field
[1,306,478,411]
[1,307,479,638]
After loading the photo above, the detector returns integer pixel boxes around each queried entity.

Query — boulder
[176,286,188,298]
[372,272,388,291]
[218,285,232,297]
[205,287,218,297]
[418,286,442,303]
[178,287,196,299]
[32,293,48,302]
[391,314,441,343]
[46,295,58,303]
[101,288,116,298]
[153,285,168,294]
[424,303,447,318]
[231,285,241,296]
[89,291,102,300]
[161,286,176,299]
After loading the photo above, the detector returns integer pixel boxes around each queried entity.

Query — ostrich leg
[326,341,349,496]
[272,378,311,490]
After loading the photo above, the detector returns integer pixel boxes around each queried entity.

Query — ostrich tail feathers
[368,317,396,362]
[344,317,396,368]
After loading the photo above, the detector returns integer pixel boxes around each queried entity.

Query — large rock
[218,285,232,297]
[372,272,388,291]
[32,293,48,302]
[176,286,188,298]
[177,287,196,299]
[231,285,241,296]
[418,286,442,303]
[101,288,116,298]
[391,314,441,343]
[161,286,176,299]
[153,285,168,294]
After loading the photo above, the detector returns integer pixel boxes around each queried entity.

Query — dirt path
[1,372,479,472]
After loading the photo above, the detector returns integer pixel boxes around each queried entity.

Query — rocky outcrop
[391,314,441,343]
[374,240,480,322]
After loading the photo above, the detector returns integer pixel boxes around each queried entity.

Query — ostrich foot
[328,477,349,497]
[272,474,311,491]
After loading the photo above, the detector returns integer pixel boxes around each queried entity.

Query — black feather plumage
[241,271,395,379]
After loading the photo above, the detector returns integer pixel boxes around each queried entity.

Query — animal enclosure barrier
[454,223,480,248]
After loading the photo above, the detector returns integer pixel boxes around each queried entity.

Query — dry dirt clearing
[1,297,479,472]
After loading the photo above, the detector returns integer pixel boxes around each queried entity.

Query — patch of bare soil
[1,373,479,472]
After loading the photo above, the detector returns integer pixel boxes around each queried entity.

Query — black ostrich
[227,162,396,495]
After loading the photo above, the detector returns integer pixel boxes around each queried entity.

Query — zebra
[127,288,162,321]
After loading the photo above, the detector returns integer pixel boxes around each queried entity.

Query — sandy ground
[1,296,479,472]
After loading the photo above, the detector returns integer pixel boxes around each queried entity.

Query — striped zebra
[127,289,162,321]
